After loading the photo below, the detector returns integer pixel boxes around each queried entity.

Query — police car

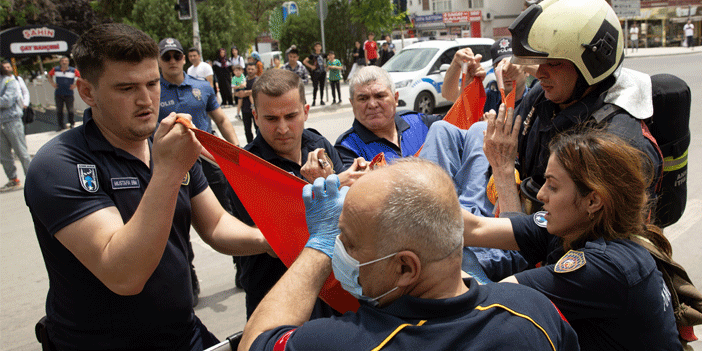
[383,38,494,114]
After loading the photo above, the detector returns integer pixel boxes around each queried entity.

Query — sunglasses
[161,52,184,61]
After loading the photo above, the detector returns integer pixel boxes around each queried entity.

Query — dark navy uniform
[335,111,443,167]
[514,78,662,194]
[231,128,345,319]
[24,109,214,350]
[250,278,580,351]
[510,213,682,351]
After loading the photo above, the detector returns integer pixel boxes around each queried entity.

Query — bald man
[239,158,578,351]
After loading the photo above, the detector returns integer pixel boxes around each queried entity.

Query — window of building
[432,0,451,12]
[469,0,484,8]
[423,0,430,11]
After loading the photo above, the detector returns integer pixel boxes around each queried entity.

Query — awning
[670,16,702,23]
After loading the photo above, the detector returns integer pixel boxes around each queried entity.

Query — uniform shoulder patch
[554,250,586,273]
[77,164,99,193]
[181,171,190,186]
[533,211,548,228]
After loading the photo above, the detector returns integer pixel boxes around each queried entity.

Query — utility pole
[191,0,202,55]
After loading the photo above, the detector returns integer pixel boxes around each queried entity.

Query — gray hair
[349,66,395,99]
[376,158,464,262]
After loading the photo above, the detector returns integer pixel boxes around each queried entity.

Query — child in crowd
[231,65,248,119]
[326,51,343,104]
[271,55,282,69]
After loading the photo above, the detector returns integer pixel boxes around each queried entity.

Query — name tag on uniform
[111,177,140,190]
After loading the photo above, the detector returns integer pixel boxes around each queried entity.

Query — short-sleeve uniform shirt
[159,73,220,133]
[24,109,209,350]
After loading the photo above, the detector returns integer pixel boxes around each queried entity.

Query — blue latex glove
[302,175,349,257]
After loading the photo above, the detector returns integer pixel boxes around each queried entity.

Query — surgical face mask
[332,235,399,307]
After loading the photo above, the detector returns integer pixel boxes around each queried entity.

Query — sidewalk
[624,45,699,58]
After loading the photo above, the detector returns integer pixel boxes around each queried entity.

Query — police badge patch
[192,88,202,101]
[554,250,586,273]
[77,164,99,193]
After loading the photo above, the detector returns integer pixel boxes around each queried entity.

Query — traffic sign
[611,0,640,18]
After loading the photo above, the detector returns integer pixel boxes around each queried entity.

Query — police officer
[462,131,681,350]
[231,69,366,319]
[25,23,270,350]
[239,159,579,351]
[158,37,241,303]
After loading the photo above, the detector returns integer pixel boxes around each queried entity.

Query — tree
[197,0,256,59]
[278,0,402,78]
[93,0,136,23]
[348,0,405,36]
[127,0,190,48]
[1,0,103,34]
[278,1,318,57]
[127,0,255,62]
[242,0,284,51]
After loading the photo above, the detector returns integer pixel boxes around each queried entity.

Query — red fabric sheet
[442,76,486,130]
[176,117,360,313]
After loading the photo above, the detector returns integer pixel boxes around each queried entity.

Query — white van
[382,38,494,114]
[259,51,282,69]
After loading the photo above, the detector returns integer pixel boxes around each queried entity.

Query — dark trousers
[217,74,234,106]
[330,80,341,102]
[55,94,75,129]
[242,111,256,144]
[311,71,325,102]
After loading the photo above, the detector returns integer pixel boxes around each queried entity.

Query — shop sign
[442,10,481,24]
[0,25,79,58]
[414,14,445,28]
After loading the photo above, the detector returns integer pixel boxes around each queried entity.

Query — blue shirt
[159,73,220,133]
[25,108,209,350]
[510,213,682,351]
[335,111,443,167]
[250,278,580,351]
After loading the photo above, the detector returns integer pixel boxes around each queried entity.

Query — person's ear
[76,78,97,108]
[586,191,603,214]
[395,251,421,288]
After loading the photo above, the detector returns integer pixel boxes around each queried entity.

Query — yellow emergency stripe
[663,149,688,172]
[474,304,557,351]
[371,320,427,351]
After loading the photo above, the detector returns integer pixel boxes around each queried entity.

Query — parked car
[382,38,494,114]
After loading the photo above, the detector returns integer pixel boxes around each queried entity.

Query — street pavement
[2,46,701,350]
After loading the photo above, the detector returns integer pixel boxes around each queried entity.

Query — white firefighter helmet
[509,0,624,85]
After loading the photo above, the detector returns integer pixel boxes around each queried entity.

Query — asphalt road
[1,52,701,350]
